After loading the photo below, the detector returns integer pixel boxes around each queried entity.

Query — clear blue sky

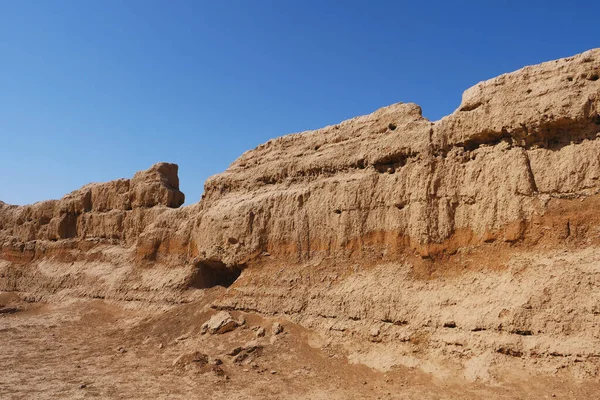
[1,1,598,205]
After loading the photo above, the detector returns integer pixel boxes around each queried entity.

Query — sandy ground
[1,290,598,400]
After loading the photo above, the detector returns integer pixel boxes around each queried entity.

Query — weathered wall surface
[194,48,600,266]
[0,163,192,302]
[2,49,600,377]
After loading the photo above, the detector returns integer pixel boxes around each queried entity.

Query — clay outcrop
[0,162,184,243]
[194,48,600,266]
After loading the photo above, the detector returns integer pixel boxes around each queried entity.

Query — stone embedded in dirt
[171,351,227,377]
[237,315,246,326]
[172,351,208,367]
[201,311,239,335]
[272,322,283,335]
[255,327,266,337]
[226,346,243,356]
[0,307,19,314]
[232,342,263,365]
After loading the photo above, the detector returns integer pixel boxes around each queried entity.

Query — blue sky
[1,1,598,205]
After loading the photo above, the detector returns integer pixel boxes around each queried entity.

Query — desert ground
[2,289,598,400]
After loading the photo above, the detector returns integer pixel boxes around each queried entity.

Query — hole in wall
[188,260,243,289]
[394,201,407,210]
[353,159,366,169]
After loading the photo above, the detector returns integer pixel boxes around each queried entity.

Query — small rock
[226,347,243,356]
[272,322,283,335]
[270,370,277,375]
[237,315,246,326]
[201,311,239,335]
[245,343,260,353]
[79,384,87,389]
[172,354,185,367]
[117,346,127,353]
[255,327,266,337]
[370,327,380,337]
[232,343,263,364]
[173,351,209,367]
[175,334,189,341]
[243,368,249,372]
[158,343,164,349]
